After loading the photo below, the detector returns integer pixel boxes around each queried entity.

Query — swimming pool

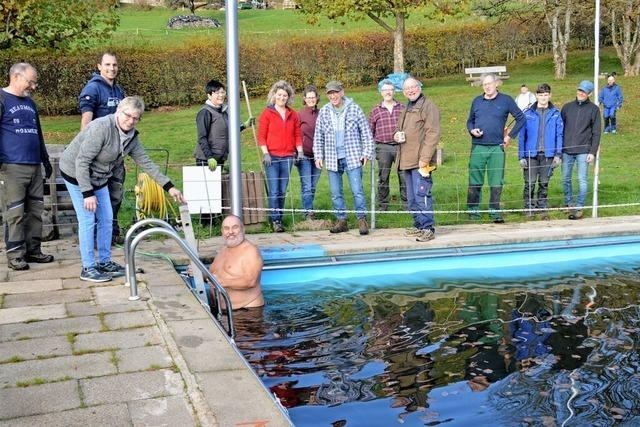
[233,236,640,426]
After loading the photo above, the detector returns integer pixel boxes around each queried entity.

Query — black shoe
[568,210,584,220]
[272,221,285,233]
[8,258,29,271]
[493,217,505,224]
[26,252,54,263]
[97,260,126,278]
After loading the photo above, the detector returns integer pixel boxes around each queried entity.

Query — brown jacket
[396,95,440,170]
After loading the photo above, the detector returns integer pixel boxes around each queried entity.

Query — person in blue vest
[78,52,126,244]
[598,74,623,134]
[517,83,564,220]
[0,63,54,270]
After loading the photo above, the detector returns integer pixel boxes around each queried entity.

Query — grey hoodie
[60,114,173,198]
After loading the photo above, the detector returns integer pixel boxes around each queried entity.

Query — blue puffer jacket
[598,84,623,109]
[518,102,564,159]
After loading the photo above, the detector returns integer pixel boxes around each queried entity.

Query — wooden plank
[246,172,258,224]
[464,65,507,74]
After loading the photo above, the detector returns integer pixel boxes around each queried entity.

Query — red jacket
[257,105,302,157]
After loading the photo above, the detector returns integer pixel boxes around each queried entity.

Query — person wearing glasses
[0,63,54,271]
[79,52,127,244]
[369,79,406,212]
[194,79,254,171]
[296,85,322,220]
[60,96,186,282]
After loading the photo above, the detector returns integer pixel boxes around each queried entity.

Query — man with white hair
[369,79,406,211]
[394,77,440,242]
[209,215,264,309]
[0,63,54,270]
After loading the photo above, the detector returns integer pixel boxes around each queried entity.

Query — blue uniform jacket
[518,102,564,159]
[598,84,623,109]
[78,73,125,119]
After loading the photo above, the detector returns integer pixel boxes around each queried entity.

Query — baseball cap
[577,80,594,94]
[325,80,344,93]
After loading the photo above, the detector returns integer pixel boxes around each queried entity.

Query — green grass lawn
[41,49,640,236]
[110,4,470,47]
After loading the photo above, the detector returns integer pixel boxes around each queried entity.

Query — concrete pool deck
[1,214,639,425]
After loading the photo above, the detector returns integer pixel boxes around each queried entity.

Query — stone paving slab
[149,285,210,321]
[8,264,83,282]
[0,315,102,341]
[0,352,116,388]
[0,279,62,295]
[2,288,92,308]
[0,335,72,362]
[129,395,196,427]
[0,380,80,420]
[65,300,147,317]
[94,284,146,306]
[197,370,290,427]
[116,345,173,373]
[0,403,131,427]
[74,326,164,352]
[0,304,66,325]
[104,310,155,330]
[80,369,183,406]
[178,337,247,373]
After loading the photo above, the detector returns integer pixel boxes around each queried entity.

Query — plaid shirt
[368,101,405,143]
[313,97,374,172]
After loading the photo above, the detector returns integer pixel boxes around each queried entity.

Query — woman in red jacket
[258,80,303,232]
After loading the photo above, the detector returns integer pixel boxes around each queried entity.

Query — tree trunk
[610,1,640,77]
[393,12,405,73]
[546,0,571,80]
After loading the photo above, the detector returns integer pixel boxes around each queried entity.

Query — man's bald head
[221,215,245,248]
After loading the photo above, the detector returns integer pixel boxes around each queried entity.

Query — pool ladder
[123,218,235,339]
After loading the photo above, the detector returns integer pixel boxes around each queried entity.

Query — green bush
[1,20,563,115]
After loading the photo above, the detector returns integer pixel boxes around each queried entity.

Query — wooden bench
[464,66,510,86]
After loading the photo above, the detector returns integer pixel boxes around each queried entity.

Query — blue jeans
[64,180,112,268]
[562,153,588,208]
[265,156,293,222]
[296,157,321,214]
[327,158,366,220]
[404,169,435,230]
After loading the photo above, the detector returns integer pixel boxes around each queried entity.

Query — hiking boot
[404,227,421,237]
[26,252,54,263]
[358,218,369,235]
[97,260,126,278]
[330,219,348,234]
[492,217,505,224]
[305,212,316,221]
[272,220,285,233]
[568,209,584,220]
[80,266,112,283]
[8,258,29,271]
[416,229,435,242]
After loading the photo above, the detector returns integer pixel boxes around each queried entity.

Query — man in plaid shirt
[314,81,374,235]
[369,79,406,211]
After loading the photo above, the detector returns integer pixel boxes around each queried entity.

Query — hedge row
[1,20,568,115]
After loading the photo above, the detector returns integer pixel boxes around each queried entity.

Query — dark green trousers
[467,145,505,219]
[0,164,44,260]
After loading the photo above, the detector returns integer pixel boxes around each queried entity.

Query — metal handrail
[126,226,236,339]
[124,218,176,290]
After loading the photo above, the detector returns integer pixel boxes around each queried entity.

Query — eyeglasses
[122,111,141,122]
[19,73,38,88]
[403,85,420,90]
[212,90,226,96]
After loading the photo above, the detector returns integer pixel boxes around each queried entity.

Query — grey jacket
[60,114,173,197]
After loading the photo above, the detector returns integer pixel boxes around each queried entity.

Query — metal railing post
[124,218,175,290]
[126,227,236,339]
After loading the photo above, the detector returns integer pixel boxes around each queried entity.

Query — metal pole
[226,0,242,219]
[592,0,601,218]
[370,159,376,229]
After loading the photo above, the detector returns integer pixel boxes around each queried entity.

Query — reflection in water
[235,270,640,426]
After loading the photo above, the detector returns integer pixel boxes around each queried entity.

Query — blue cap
[577,80,594,94]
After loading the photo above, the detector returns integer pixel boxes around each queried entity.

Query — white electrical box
[182,166,222,214]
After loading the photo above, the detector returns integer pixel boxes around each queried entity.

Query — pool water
[234,270,640,426]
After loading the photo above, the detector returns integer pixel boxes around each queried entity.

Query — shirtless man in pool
[209,215,264,309]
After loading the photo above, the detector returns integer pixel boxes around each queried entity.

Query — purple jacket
[298,105,318,157]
